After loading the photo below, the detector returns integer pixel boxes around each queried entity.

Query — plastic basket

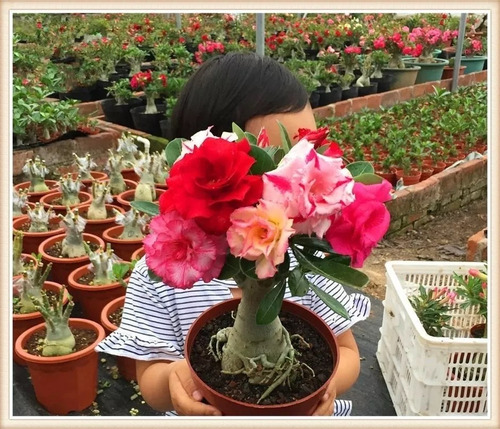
[376,261,488,416]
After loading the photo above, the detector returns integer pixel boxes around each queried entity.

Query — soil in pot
[39,191,92,215]
[13,216,65,256]
[189,308,333,409]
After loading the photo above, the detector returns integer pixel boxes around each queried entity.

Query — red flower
[135,35,145,44]
[179,36,185,43]
[201,34,209,41]
[323,141,344,158]
[294,127,329,147]
[130,70,152,90]
[157,73,167,87]
[36,21,42,29]
[159,137,263,235]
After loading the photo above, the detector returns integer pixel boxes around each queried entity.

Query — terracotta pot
[376,171,396,186]
[71,171,109,193]
[98,178,138,203]
[13,281,68,366]
[39,191,93,215]
[441,65,466,79]
[419,165,435,182]
[120,168,140,183]
[67,265,127,323]
[131,246,145,261]
[115,188,165,210]
[394,169,422,186]
[13,201,36,222]
[13,180,59,203]
[38,233,105,291]
[185,298,339,416]
[155,182,168,190]
[100,296,137,381]
[423,160,447,175]
[102,225,144,261]
[77,203,125,237]
[14,318,105,415]
[12,215,65,256]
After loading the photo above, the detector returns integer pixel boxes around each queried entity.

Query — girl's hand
[312,378,336,416]
[168,360,222,416]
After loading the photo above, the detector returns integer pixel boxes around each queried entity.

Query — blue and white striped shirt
[96,254,370,416]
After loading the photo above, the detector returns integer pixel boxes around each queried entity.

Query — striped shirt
[96,254,371,417]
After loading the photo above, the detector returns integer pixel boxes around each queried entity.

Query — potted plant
[102,208,149,260]
[14,156,58,203]
[116,132,140,182]
[12,260,69,365]
[129,70,169,136]
[354,54,378,96]
[131,125,391,415]
[77,181,125,237]
[459,36,487,74]
[38,209,105,289]
[14,286,105,414]
[12,230,37,278]
[314,63,342,107]
[71,152,108,191]
[453,267,487,338]
[13,188,32,220]
[101,78,143,128]
[67,243,132,322]
[12,203,64,256]
[339,72,358,100]
[441,57,466,79]
[39,173,92,215]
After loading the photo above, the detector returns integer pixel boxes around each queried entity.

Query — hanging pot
[185,298,339,416]
[100,295,137,381]
[14,318,105,415]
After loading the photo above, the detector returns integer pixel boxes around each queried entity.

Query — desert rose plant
[14,259,52,314]
[130,69,168,114]
[87,181,113,220]
[112,207,149,240]
[58,173,83,206]
[13,188,29,217]
[105,150,127,195]
[22,156,50,192]
[72,152,97,181]
[83,242,131,286]
[58,209,88,258]
[26,203,56,232]
[133,124,391,402]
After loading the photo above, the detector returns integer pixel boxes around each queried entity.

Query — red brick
[333,100,352,117]
[458,74,472,86]
[412,83,429,98]
[472,70,487,83]
[13,149,34,177]
[423,81,441,94]
[361,93,382,110]
[74,130,118,155]
[77,101,103,117]
[351,96,368,113]
[438,79,452,91]
[313,104,335,120]
[380,91,400,108]
[398,86,413,102]
[466,228,487,261]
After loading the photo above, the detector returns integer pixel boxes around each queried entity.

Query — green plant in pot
[13,188,30,218]
[369,50,390,79]
[355,54,373,87]
[25,203,55,233]
[107,78,134,105]
[57,209,89,258]
[22,156,50,193]
[57,173,84,206]
[14,259,52,315]
[112,208,149,240]
[105,150,127,195]
[122,45,147,76]
[129,124,391,414]
[87,181,113,220]
[72,153,97,181]
[83,242,132,287]
[130,69,168,114]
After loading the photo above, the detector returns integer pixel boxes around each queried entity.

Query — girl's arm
[136,359,222,416]
[312,328,360,416]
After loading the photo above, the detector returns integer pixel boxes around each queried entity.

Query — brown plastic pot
[131,246,145,261]
[77,203,125,237]
[185,298,339,416]
[13,180,59,203]
[12,215,65,256]
[13,281,68,366]
[14,318,105,415]
[98,178,138,204]
[71,171,108,193]
[39,191,92,215]
[67,265,127,323]
[38,233,105,291]
[102,225,144,261]
[120,168,140,183]
[100,295,136,381]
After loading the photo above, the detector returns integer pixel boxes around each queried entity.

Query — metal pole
[256,13,265,56]
[451,13,468,92]
[175,13,182,30]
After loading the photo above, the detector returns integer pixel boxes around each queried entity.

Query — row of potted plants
[318,82,487,185]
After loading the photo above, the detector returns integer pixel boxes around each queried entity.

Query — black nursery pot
[317,85,342,107]
[341,86,359,101]
[93,80,113,101]
[101,98,144,128]
[371,74,394,93]
[59,84,96,102]
[309,91,320,109]
[357,82,378,97]
[160,118,172,139]
[130,104,166,137]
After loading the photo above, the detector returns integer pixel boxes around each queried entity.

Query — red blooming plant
[131,123,391,405]
[194,40,225,64]
[408,26,457,63]
[462,36,485,57]
[384,29,414,68]
[130,70,167,114]
[340,45,362,75]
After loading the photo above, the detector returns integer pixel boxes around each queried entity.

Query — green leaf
[277,121,292,154]
[113,263,131,281]
[130,201,160,216]
[239,258,258,279]
[288,267,310,297]
[148,269,163,282]
[346,161,374,178]
[164,138,184,167]
[291,235,335,254]
[232,122,246,140]
[244,132,257,145]
[217,254,240,280]
[292,246,369,289]
[308,282,350,320]
[256,279,286,325]
[248,145,276,175]
[354,172,383,185]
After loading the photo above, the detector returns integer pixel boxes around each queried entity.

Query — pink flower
[263,139,355,238]
[344,45,362,55]
[326,180,392,267]
[227,200,294,279]
[373,36,386,49]
[143,211,227,289]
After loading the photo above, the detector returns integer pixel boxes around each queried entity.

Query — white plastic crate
[376,261,488,416]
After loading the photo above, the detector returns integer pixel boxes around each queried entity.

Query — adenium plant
[13,188,29,217]
[105,149,127,195]
[58,209,88,258]
[26,202,56,232]
[22,156,50,192]
[130,70,168,114]
[87,181,113,220]
[83,242,130,286]
[113,207,149,240]
[72,152,97,180]
[58,173,82,206]
[14,258,52,315]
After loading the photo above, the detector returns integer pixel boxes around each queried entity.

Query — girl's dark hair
[168,52,309,140]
